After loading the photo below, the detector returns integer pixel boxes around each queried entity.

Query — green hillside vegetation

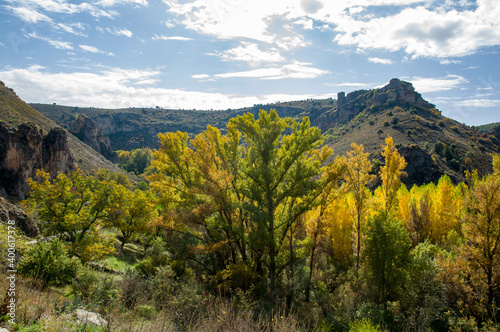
[3,110,500,331]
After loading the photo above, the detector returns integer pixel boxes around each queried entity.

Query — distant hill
[31,78,500,186]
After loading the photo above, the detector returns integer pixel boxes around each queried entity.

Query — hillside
[31,79,500,186]
[0,81,125,176]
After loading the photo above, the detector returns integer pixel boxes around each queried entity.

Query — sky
[1,0,500,126]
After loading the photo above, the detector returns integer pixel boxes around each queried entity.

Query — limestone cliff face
[0,122,76,200]
[69,114,118,163]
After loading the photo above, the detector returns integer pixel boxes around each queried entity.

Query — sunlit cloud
[406,75,468,93]
[152,34,193,41]
[368,57,392,64]
[0,65,329,110]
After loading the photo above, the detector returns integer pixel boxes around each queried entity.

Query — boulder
[74,309,108,328]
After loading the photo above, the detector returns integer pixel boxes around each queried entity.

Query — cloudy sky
[1,0,500,125]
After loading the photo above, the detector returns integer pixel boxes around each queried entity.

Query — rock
[70,114,118,163]
[0,122,76,200]
[74,309,108,328]
[0,197,39,237]
[0,327,11,332]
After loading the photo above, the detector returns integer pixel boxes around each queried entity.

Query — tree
[106,185,157,248]
[117,148,153,175]
[340,143,373,271]
[228,109,333,301]
[364,213,412,307]
[463,172,500,314]
[379,136,407,215]
[24,169,115,263]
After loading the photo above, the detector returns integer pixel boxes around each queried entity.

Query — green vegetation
[4,110,500,331]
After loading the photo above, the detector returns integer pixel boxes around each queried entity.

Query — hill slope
[0,81,124,175]
[31,79,498,186]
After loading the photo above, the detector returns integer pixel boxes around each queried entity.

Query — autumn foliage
[19,110,500,331]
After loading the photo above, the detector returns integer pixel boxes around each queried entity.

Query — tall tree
[463,172,500,313]
[379,136,407,215]
[340,143,373,271]
[228,109,332,301]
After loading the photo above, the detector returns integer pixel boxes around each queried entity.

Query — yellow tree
[379,136,407,215]
[106,185,157,248]
[340,143,373,271]
[24,169,115,263]
[304,157,345,301]
[429,175,463,244]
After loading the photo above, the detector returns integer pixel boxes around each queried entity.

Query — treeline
[15,110,500,331]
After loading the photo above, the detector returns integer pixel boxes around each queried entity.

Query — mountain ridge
[29,78,500,186]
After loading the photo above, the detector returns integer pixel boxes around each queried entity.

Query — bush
[71,266,119,310]
[391,117,399,126]
[18,239,80,288]
[383,121,390,127]
[349,318,380,331]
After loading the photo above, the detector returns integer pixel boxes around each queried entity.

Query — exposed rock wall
[0,122,76,200]
[69,114,118,163]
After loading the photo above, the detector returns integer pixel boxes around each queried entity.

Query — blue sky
[1,0,500,125]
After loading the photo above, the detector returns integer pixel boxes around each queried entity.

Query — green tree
[364,213,412,307]
[228,109,332,301]
[118,148,153,175]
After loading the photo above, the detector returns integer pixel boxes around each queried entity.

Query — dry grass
[0,270,312,332]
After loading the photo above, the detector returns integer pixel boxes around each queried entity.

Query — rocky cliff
[70,114,118,163]
[0,122,76,200]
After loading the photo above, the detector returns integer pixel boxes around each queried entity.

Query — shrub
[349,318,380,331]
[383,121,390,127]
[438,121,445,128]
[391,117,399,126]
[369,120,375,126]
[18,239,80,288]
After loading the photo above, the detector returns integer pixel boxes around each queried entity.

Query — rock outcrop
[0,122,76,200]
[337,78,435,116]
[69,114,118,163]
[0,197,39,236]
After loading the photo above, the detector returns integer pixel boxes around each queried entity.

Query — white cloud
[368,57,392,64]
[152,34,193,41]
[26,32,73,50]
[105,27,133,37]
[454,99,500,107]
[332,0,500,58]
[406,75,468,93]
[205,61,328,80]
[328,82,382,89]
[79,44,114,56]
[0,65,328,110]
[439,59,463,65]
[191,74,210,79]
[211,42,285,65]
[6,6,53,23]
